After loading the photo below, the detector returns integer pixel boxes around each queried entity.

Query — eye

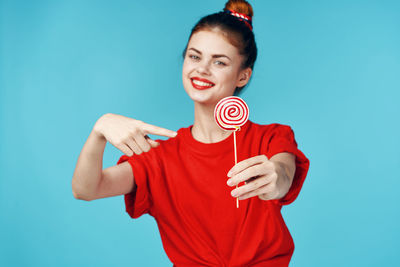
[215,60,226,66]
[189,54,200,60]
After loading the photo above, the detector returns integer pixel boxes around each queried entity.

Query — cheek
[182,62,192,89]
[218,69,237,84]
[182,61,193,77]
[182,60,187,74]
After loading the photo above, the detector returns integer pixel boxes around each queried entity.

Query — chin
[188,92,213,104]
[184,86,216,105]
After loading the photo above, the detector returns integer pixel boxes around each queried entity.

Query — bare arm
[269,152,296,199]
[71,113,177,201]
[71,129,135,201]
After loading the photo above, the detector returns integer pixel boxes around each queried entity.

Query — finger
[227,164,265,187]
[265,171,278,184]
[239,183,278,201]
[146,137,160,148]
[134,133,152,153]
[257,182,280,201]
[118,143,134,157]
[141,122,178,138]
[125,138,143,155]
[237,184,269,200]
[227,155,267,177]
[230,176,269,198]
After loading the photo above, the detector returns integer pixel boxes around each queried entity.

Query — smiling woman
[182,30,251,104]
[182,0,257,97]
[71,0,310,266]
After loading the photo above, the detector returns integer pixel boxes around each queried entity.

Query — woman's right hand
[93,113,177,156]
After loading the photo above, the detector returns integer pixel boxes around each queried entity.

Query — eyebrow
[188,47,231,61]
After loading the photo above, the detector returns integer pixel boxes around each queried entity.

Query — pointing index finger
[142,122,178,138]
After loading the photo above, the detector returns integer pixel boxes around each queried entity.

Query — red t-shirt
[116,120,310,267]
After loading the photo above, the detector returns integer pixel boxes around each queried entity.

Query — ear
[236,67,252,88]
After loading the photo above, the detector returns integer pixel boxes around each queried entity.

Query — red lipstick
[191,77,215,90]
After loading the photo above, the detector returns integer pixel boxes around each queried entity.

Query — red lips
[191,77,215,90]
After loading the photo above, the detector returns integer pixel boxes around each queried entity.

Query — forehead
[188,29,240,57]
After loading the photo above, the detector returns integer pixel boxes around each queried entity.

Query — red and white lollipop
[214,96,249,131]
[214,96,249,208]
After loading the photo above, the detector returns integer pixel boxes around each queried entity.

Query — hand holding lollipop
[214,96,249,208]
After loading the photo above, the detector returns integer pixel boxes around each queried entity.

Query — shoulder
[247,121,297,149]
[248,121,294,137]
[140,125,190,159]
[246,121,304,160]
[154,125,189,148]
[116,125,190,176]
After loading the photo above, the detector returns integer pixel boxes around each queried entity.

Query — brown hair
[225,0,253,18]
[183,0,257,95]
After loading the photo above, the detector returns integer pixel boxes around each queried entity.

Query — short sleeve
[116,153,156,218]
[264,124,310,206]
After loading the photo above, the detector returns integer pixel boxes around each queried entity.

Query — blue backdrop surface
[1,0,399,266]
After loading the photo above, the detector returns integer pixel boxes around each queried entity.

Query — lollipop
[214,96,249,208]
[214,96,249,131]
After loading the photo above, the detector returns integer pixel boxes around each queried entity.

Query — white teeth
[192,79,213,87]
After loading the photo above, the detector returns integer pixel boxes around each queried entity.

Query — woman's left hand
[226,153,296,201]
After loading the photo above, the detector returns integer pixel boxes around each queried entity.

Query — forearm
[270,153,296,199]
[72,129,107,200]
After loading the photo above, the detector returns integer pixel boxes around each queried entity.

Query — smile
[191,77,215,90]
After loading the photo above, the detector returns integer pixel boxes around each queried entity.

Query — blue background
[1,0,399,266]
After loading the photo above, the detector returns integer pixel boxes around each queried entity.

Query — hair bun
[224,0,254,19]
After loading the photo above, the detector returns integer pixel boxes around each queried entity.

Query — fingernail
[231,190,237,197]
[227,170,232,177]
[227,179,233,186]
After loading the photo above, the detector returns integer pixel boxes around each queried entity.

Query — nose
[196,60,211,76]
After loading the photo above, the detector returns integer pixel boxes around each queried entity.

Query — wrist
[273,161,291,199]
[93,114,108,141]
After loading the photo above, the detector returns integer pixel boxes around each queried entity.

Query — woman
[72,0,310,266]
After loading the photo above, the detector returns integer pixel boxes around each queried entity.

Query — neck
[191,102,232,143]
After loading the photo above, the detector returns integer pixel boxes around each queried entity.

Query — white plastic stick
[234,130,239,208]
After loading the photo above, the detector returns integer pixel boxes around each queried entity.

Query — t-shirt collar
[179,120,252,156]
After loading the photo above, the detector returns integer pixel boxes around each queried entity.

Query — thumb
[145,136,160,148]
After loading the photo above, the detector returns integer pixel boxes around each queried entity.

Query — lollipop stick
[234,129,239,208]
[214,96,249,209]
[234,130,237,164]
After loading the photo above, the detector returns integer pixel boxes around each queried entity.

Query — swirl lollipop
[214,96,249,208]
[214,96,249,130]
